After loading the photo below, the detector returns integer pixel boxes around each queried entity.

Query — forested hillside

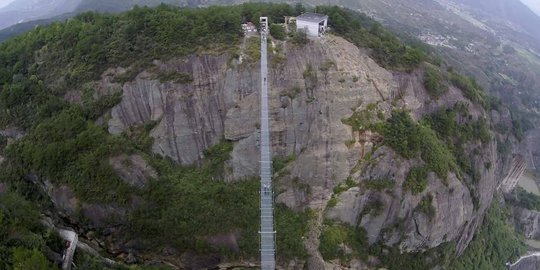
[0,3,525,269]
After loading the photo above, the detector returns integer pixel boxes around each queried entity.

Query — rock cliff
[512,206,540,241]
[66,34,512,267]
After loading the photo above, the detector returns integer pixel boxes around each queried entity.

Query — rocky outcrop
[107,55,250,166]
[0,127,25,142]
[512,206,540,240]
[87,34,512,267]
[109,154,157,188]
[500,155,527,193]
[526,128,540,174]
[28,173,130,229]
[318,52,503,255]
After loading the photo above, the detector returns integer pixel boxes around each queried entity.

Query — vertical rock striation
[100,35,514,266]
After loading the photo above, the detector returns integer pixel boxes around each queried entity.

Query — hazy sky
[0,0,14,9]
[521,0,540,16]
[0,0,538,16]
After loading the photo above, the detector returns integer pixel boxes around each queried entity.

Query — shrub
[334,177,357,194]
[154,71,193,84]
[362,199,385,216]
[270,24,286,40]
[341,104,378,132]
[319,220,368,261]
[449,72,488,108]
[507,187,540,212]
[380,111,421,159]
[363,179,394,191]
[275,204,310,259]
[273,154,296,172]
[0,192,62,269]
[416,194,436,221]
[292,29,308,45]
[423,65,448,99]
[404,166,429,194]
[327,195,338,208]
[381,111,458,180]
[245,36,261,62]
[11,248,53,270]
[422,104,492,182]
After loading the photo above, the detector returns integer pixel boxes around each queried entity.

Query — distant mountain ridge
[0,0,233,38]
[0,0,81,29]
[0,0,187,31]
[452,0,540,42]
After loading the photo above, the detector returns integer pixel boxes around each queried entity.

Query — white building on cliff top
[296,12,328,37]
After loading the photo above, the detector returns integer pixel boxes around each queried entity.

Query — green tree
[270,24,286,40]
[12,248,53,270]
[292,29,308,45]
[423,65,448,99]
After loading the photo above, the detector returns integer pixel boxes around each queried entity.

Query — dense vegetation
[506,187,540,212]
[0,192,60,269]
[319,220,368,262]
[423,65,448,99]
[404,166,429,194]
[0,3,310,101]
[449,71,489,109]
[380,111,459,181]
[423,103,491,187]
[448,202,525,270]
[344,101,491,196]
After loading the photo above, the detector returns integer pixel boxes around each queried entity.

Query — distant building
[242,22,257,34]
[296,12,328,37]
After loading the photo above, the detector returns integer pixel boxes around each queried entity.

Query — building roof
[296,12,328,23]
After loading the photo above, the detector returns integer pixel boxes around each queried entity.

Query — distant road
[509,252,540,269]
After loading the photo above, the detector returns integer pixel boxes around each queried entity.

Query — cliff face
[500,155,527,192]
[512,206,540,240]
[42,35,514,267]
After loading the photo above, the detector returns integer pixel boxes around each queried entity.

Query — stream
[517,171,540,195]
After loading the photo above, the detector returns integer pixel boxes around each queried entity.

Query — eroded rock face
[97,35,511,266]
[109,154,157,188]
[500,155,527,193]
[0,127,25,142]
[526,128,540,174]
[107,55,250,166]
[512,206,540,240]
